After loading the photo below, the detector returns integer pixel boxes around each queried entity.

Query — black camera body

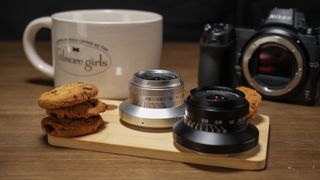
[199,8,320,105]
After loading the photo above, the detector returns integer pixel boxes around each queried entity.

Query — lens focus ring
[129,85,184,108]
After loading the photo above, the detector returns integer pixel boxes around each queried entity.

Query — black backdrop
[1,0,320,41]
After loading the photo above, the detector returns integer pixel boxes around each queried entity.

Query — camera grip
[198,48,222,87]
[199,46,235,87]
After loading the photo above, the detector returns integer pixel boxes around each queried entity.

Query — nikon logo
[269,14,292,21]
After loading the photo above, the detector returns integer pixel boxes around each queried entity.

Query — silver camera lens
[119,69,185,128]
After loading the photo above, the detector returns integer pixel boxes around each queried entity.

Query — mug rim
[51,9,162,24]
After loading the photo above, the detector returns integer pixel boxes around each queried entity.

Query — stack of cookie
[38,83,107,137]
[237,86,262,120]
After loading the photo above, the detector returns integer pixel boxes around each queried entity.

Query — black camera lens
[186,87,249,132]
[173,86,259,154]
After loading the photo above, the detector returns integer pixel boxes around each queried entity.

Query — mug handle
[23,17,54,78]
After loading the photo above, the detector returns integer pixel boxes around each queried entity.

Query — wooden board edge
[48,130,268,170]
[46,112,270,171]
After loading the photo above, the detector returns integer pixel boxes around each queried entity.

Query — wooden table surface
[0,41,319,179]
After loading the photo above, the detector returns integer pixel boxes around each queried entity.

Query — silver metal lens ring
[119,69,185,128]
[242,35,304,97]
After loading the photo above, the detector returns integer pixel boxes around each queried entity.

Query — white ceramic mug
[23,9,163,99]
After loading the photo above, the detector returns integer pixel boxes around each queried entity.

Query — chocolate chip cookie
[41,115,104,138]
[38,83,98,109]
[46,98,108,119]
[237,86,262,119]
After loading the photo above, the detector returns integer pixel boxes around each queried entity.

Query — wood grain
[0,41,320,179]
[48,100,269,170]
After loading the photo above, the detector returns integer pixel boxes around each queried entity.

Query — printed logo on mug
[55,38,111,76]
[23,9,163,99]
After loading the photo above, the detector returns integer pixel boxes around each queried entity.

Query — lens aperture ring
[184,116,248,133]
[129,95,184,108]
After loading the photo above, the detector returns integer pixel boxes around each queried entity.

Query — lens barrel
[119,69,185,128]
[173,86,259,154]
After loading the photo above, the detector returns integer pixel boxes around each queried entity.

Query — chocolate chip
[88,99,97,106]
[44,124,55,133]
[81,118,92,125]
[50,90,57,94]
[50,113,58,118]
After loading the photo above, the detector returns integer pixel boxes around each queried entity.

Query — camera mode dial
[201,23,235,44]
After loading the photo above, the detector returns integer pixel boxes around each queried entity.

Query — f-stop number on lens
[173,86,259,154]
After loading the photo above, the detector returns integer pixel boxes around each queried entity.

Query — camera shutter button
[204,24,212,31]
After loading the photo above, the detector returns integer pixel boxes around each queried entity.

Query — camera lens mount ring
[242,35,304,97]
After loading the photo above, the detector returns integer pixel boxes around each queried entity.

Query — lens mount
[119,69,185,128]
[173,86,259,154]
[242,35,304,97]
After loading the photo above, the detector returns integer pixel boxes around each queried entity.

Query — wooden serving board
[48,100,270,170]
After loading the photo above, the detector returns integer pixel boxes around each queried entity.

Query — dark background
[1,0,320,41]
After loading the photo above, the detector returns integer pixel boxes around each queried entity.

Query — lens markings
[184,118,231,133]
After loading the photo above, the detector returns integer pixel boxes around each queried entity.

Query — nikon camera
[199,8,320,105]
